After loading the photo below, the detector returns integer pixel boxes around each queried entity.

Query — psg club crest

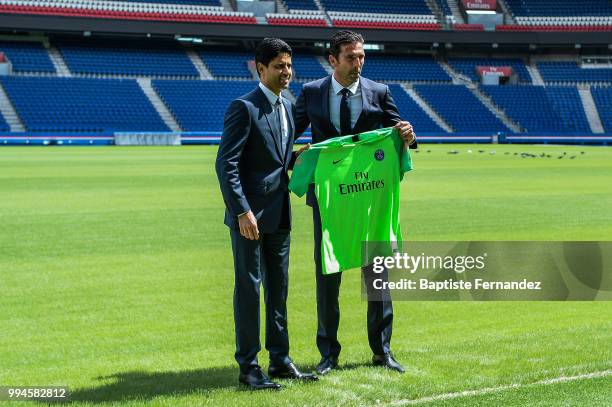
[374,149,385,161]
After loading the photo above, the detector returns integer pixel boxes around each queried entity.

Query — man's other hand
[394,121,416,146]
[295,143,310,157]
[238,210,259,240]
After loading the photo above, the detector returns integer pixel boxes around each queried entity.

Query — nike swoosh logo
[332,159,344,165]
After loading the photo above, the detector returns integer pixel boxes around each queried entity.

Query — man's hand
[238,210,259,240]
[295,143,310,157]
[394,121,416,146]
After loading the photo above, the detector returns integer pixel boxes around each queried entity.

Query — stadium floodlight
[492,43,499,49]
[575,44,582,49]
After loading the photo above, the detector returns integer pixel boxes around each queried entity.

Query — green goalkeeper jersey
[289,127,412,275]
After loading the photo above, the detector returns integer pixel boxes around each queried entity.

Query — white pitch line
[388,370,612,406]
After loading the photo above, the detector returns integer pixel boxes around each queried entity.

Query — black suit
[295,75,416,359]
[216,86,297,373]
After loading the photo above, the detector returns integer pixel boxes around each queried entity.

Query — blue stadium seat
[0,76,168,132]
[57,40,198,77]
[448,58,531,83]
[387,84,446,133]
[504,0,612,16]
[362,55,451,82]
[292,54,328,80]
[283,0,319,11]
[591,87,612,133]
[199,50,253,79]
[152,80,257,131]
[413,84,510,133]
[320,0,433,14]
[0,113,9,132]
[122,0,221,5]
[480,85,591,133]
[288,81,304,100]
[0,41,55,73]
[537,61,612,84]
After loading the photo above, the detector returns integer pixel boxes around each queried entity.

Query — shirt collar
[259,82,282,106]
[331,75,360,96]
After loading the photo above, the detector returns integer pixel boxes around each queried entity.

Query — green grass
[0,144,611,406]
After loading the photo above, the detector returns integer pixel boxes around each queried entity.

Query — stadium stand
[0,0,257,24]
[537,61,612,84]
[387,84,446,133]
[291,54,329,80]
[480,85,591,133]
[321,0,439,29]
[0,76,168,132]
[57,40,198,77]
[502,0,612,31]
[266,13,328,27]
[503,0,612,17]
[0,114,9,133]
[413,84,511,133]
[0,41,56,73]
[198,49,253,79]
[361,55,451,82]
[152,80,257,131]
[448,57,531,83]
[591,87,612,133]
[282,0,319,11]
[320,0,432,15]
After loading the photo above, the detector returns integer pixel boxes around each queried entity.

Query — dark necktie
[340,88,351,136]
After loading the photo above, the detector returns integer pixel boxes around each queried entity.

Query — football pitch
[1,144,611,406]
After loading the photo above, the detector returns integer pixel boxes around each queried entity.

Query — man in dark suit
[216,38,315,390]
[294,30,417,375]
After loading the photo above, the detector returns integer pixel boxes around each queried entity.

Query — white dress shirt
[259,82,288,153]
[329,75,362,135]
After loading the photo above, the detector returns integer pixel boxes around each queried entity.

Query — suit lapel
[353,79,372,133]
[282,97,294,164]
[321,76,339,138]
[256,87,284,162]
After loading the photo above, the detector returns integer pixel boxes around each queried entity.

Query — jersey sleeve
[289,148,320,197]
[392,129,413,180]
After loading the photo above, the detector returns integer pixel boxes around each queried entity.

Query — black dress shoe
[372,352,405,373]
[239,366,282,390]
[315,357,338,375]
[268,362,318,381]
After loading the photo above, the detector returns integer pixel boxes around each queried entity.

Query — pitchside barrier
[114,132,181,146]
[0,132,611,146]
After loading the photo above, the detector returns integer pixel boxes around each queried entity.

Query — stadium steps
[317,56,333,74]
[186,50,214,80]
[0,83,25,132]
[276,0,289,14]
[578,86,605,134]
[439,60,472,85]
[219,0,235,12]
[48,46,71,77]
[445,0,465,25]
[469,85,523,133]
[313,0,334,26]
[401,83,453,133]
[526,62,545,85]
[137,78,182,132]
[497,0,516,24]
[255,16,268,24]
[426,0,449,29]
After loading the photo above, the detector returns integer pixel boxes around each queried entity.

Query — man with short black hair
[295,30,417,375]
[216,37,315,390]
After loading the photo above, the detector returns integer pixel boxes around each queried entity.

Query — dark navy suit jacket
[294,75,417,206]
[216,86,297,233]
